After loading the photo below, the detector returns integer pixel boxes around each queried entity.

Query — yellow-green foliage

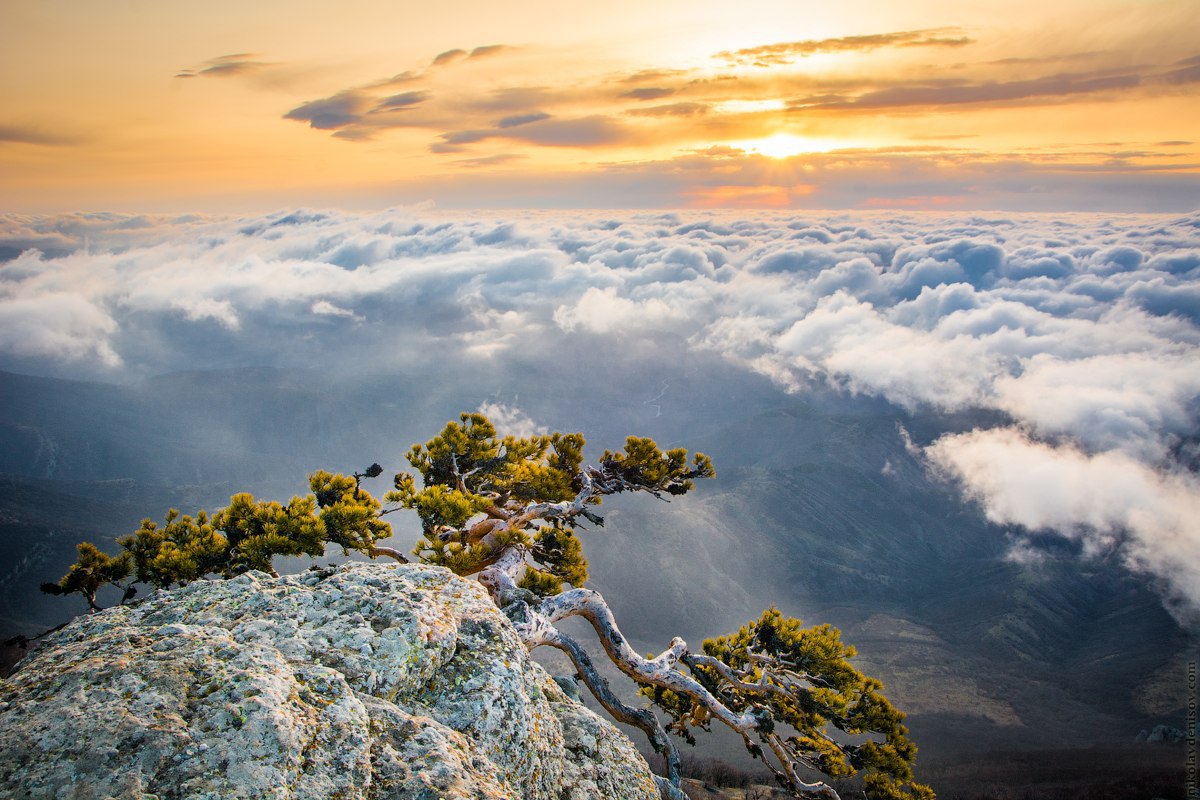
[601,437,715,495]
[670,607,934,800]
[47,471,396,595]
[529,526,587,586]
[395,413,711,596]
[41,541,134,609]
[517,567,564,596]
[120,509,228,588]
[309,470,392,553]
[214,493,325,574]
[49,413,710,600]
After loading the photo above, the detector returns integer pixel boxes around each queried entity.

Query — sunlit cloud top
[0,0,1197,211]
[2,207,1199,614]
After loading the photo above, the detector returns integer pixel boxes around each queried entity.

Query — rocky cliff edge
[0,562,660,800]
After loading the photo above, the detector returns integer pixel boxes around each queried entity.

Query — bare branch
[536,625,682,791]
[367,546,409,563]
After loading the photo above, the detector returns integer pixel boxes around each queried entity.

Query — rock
[0,563,660,800]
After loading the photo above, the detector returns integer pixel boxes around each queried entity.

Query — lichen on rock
[0,563,660,800]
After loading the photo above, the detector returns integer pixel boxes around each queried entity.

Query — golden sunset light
[1,0,1197,211]
[734,133,853,158]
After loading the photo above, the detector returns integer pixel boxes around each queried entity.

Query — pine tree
[43,411,933,800]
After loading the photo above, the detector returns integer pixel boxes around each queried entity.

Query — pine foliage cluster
[43,470,391,604]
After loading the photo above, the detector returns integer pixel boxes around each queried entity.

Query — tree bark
[476,542,841,800]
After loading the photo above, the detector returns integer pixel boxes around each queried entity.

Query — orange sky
[1,0,1198,211]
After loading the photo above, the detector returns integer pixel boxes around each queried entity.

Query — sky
[2,0,1199,212]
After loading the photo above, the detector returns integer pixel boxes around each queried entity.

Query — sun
[737,133,846,159]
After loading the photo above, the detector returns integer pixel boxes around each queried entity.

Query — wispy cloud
[431,44,508,67]
[791,61,1200,110]
[176,53,271,79]
[0,124,83,147]
[433,115,634,153]
[625,102,710,117]
[713,28,973,67]
[621,87,676,100]
[279,43,527,141]
[453,153,526,168]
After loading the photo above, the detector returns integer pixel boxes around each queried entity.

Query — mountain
[0,365,1190,796]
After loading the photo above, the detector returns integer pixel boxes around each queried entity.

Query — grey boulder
[0,563,659,800]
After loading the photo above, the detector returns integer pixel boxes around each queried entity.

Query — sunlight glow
[735,133,850,158]
[712,99,788,115]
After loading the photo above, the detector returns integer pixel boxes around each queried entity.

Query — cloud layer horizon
[2,207,1198,617]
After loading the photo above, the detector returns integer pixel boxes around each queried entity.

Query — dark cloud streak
[621,87,676,100]
[437,115,632,150]
[0,125,82,147]
[176,53,270,79]
[498,112,552,128]
[469,45,507,59]
[284,91,369,130]
[432,48,467,66]
[375,91,432,110]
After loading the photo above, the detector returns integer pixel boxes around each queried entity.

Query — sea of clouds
[2,207,1198,613]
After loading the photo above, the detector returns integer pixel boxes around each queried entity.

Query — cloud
[437,115,632,150]
[432,49,467,66]
[507,116,630,147]
[0,294,119,365]
[626,102,709,118]
[714,28,973,67]
[991,352,1200,459]
[553,286,688,334]
[311,299,361,320]
[279,44,521,140]
[179,297,240,329]
[454,153,527,168]
[284,90,370,130]
[576,148,1200,213]
[468,45,507,60]
[797,70,1143,109]
[788,56,1200,111]
[268,35,1197,174]
[433,45,508,67]
[0,249,122,365]
[0,124,83,147]
[1,207,1198,613]
[176,54,270,79]
[497,112,552,129]
[622,87,676,100]
[376,91,432,110]
[477,402,547,438]
[617,68,693,85]
[1163,54,1200,84]
[928,427,1200,613]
